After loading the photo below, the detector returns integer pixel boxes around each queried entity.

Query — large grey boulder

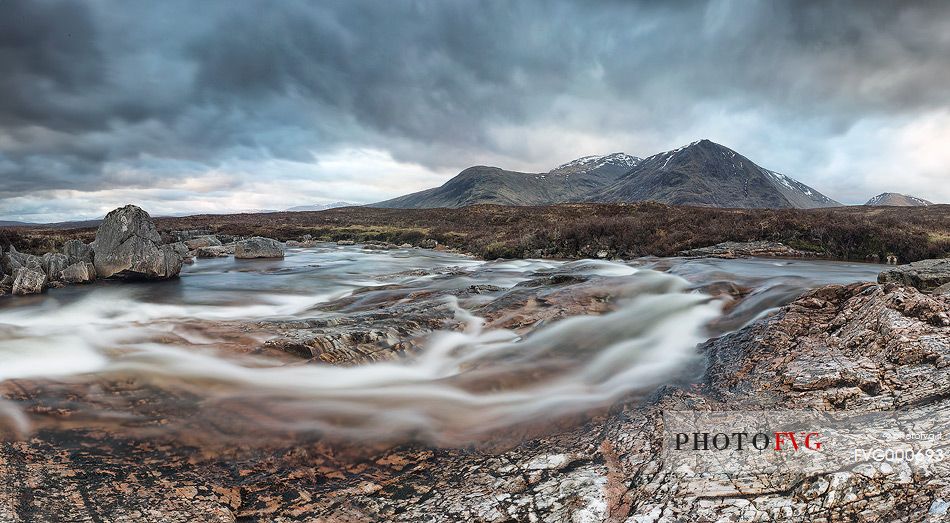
[12,267,47,295]
[878,258,950,292]
[235,237,285,259]
[60,262,97,284]
[61,240,94,265]
[42,252,69,282]
[92,205,182,280]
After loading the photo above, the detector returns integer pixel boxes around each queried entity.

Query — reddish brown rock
[1,282,949,521]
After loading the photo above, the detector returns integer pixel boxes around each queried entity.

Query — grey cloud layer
[1,0,949,211]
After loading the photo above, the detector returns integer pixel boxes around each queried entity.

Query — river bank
[4,202,950,264]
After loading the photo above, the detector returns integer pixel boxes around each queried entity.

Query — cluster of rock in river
[0,205,286,296]
[680,240,821,259]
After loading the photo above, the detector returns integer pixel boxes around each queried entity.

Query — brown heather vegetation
[3,203,950,263]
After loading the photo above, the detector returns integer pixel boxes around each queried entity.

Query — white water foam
[60,271,719,443]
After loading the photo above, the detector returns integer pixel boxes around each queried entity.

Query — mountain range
[864,193,933,207]
[285,201,357,212]
[373,140,841,209]
[371,153,639,208]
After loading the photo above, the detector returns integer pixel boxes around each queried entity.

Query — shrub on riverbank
[5,203,950,263]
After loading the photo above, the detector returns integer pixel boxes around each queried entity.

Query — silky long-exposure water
[0,244,886,444]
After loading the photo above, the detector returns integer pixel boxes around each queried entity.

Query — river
[0,244,886,444]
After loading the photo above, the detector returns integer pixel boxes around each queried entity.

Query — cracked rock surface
[1,279,949,521]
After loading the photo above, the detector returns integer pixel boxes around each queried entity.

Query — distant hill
[286,201,358,212]
[373,140,838,210]
[865,193,933,207]
[0,218,103,229]
[372,153,638,209]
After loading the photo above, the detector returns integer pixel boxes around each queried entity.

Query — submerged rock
[235,237,284,259]
[878,258,950,292]
[92,205,183,279]
[12,267,47,295]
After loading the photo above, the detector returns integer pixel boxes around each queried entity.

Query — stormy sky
[1,0,949,222]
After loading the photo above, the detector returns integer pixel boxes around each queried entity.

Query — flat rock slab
[879,258,950,292]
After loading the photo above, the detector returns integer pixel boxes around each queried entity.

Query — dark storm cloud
[1,0,949,215]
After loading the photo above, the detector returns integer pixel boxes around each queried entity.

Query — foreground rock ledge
[1,282,949,522]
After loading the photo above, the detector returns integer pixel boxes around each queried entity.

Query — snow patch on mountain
[865,193,933,206]
[764,170,838,207]
[286,201,357,212]
[550,153,640,175]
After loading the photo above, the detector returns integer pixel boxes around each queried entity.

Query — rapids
[0,244,885,444]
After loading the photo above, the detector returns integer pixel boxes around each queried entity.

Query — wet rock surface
[92,205,183,280]
[879,258,950,292]
[2,268,948,521]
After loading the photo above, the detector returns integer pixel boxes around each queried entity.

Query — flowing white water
[0,244,885,443]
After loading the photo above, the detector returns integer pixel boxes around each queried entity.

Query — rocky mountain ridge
[589,139,839,209]
[374,140,840,210]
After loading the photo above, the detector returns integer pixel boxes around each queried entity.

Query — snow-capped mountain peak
[865,193,933,206]
[549,153,640,175]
